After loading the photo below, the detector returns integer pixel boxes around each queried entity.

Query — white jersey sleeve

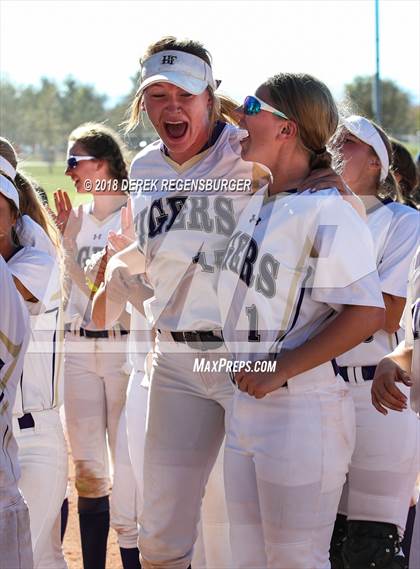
[0,256,29,498]
[402,247,420,413]
[7,246,64,414]
[376,203,419,297]
[337,201,419,367]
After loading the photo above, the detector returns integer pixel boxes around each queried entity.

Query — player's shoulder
[130,139,162,170]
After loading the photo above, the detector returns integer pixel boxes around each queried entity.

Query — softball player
[0,143,68,569]
[371,246,420,569]
[123,37,351,569]
[0,182,32,569]
[329,117,420,569]
[57,123,135,569]
[217,74,385,569]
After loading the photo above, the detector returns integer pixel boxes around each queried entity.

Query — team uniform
[130,122,269,568]
[63,202,133,552]
[218,187,384,568]
[7,217,68,569]
[403,247,420,569]
[336,200,419,542]
[0,255,32,569]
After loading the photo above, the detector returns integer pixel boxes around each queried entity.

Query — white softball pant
[339,381,420,534]
[138,331,234,569]
[0,488,33,569]
[110,400,139,549]
[64,334,130,498]
[13,409,68,569]
[225,363,355,569]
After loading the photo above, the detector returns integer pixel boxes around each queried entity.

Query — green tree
[344,76,414,135]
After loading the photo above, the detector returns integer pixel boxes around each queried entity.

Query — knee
[75,464,110,498]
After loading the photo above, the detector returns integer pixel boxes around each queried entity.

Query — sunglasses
[67,155,96,169]
[243,95,289,120]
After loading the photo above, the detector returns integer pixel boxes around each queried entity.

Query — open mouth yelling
[164,121,188,141]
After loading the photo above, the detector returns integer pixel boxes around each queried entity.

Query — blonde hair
[264,73,339,172]
[0,137,62,251]
[125,36,239,133]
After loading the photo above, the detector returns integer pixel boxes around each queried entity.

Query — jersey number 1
[246,304,261,342]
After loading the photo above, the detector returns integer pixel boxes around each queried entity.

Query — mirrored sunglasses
[243,95,289,120]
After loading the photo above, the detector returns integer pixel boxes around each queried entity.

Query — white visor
[138,50,218,96]
[0,156,16,180]
[343,115,389,181]
[0,173,19,209]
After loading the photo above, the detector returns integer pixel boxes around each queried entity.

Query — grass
[20,161,92,209]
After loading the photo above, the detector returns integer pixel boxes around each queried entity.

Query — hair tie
[314,147,326,155]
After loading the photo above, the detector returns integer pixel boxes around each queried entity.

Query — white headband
[0,173,19,209]
[343,115,389,181]
[137,50,219,96]
[0,156,16,180]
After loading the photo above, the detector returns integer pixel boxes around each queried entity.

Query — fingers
[371,390,388,415]
[397,368,413,386]
[54,189,65,213]
[63,191,72,211]
[371,374,407,413]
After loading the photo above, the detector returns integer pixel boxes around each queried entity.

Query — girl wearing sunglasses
[54,124,138,569]
[217,74,386,568]
[106,36,359,569]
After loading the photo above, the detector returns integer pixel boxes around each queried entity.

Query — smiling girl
[218,75,385,569]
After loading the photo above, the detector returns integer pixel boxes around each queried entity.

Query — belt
[338,365,377,383]
[64,324,129,339]
[18,413,35,430]
[164,330,224,352]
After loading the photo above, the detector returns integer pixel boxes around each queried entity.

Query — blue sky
[1,0,419,107]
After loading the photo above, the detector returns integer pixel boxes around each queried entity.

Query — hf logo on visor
[161,55,177,65]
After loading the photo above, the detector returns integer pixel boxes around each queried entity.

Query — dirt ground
[63,454,121,569]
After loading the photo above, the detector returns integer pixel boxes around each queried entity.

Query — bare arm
[91,247,149,329]
[371,342,413,415]
[236,305,385,398]
[382,293,406,334]
[12,276,38,303]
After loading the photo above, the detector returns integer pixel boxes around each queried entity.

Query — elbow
[383,320,401,334]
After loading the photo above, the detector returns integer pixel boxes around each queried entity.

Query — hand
[121,197,136,241]
[63,204,84,242]
[371,357,413,415]
[53,190,73,234]
[235,364,287,398]
[298,168,351,195]
[108,231,134,254]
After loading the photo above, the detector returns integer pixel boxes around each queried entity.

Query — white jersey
[65,202,123,326]
[7,245,63,414]
[403,247,420,414]
[218,188,384,363]
[0,256,29,502]
[130,123,270,331]
[337,198,419,367]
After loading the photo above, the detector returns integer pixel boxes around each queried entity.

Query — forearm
[381,341,413,373]
[91,282,127,329]
[279,305,385,380]
[113,242,146,275]
[64,241,91,299]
